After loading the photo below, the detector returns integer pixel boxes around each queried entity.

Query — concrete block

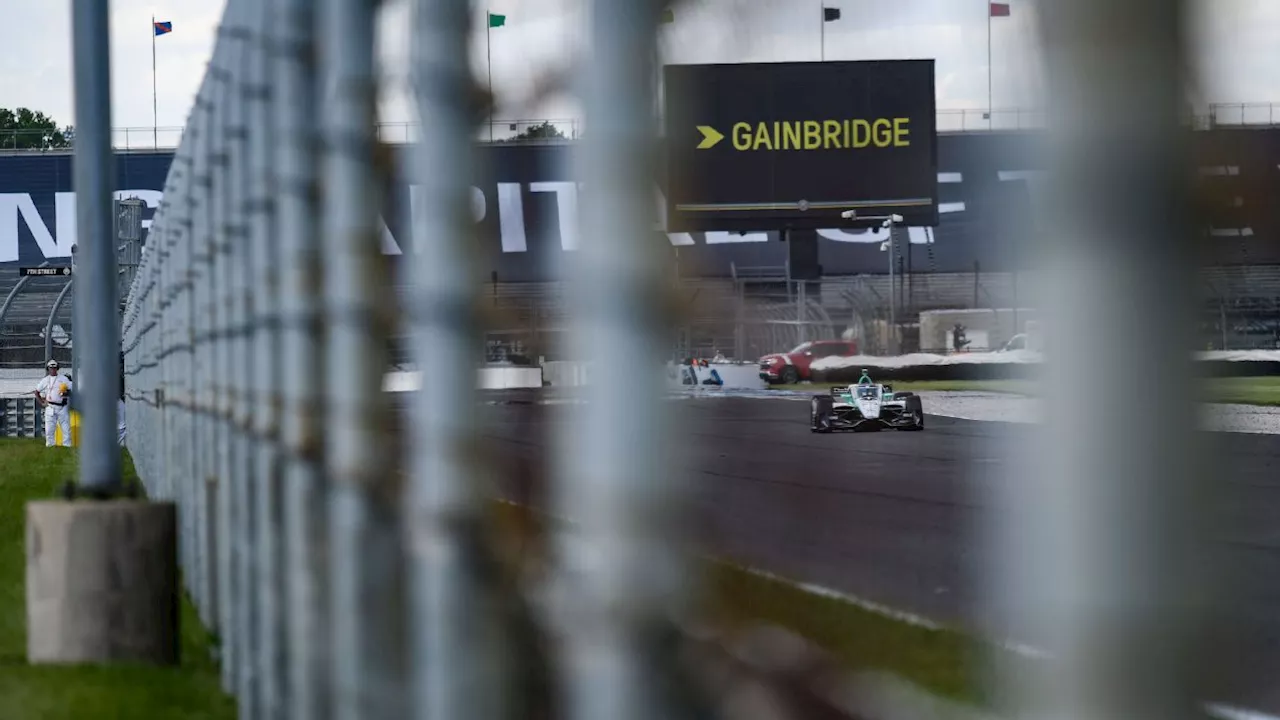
[26,500,179,666]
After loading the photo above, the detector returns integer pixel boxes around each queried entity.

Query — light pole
[842,211,903,354]
[70,243,78,407]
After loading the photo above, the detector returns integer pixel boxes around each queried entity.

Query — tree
[0,108,72,150]
[504,120,568,143]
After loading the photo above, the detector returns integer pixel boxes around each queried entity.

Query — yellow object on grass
[54,410,81,447]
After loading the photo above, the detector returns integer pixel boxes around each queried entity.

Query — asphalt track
[473,391,1280,714]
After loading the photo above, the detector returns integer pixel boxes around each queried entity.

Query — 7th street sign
[664,60,939,232]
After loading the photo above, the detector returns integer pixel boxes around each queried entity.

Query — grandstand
[0,266,74,368]
[445,262,1280,362]
[0,198,143,369]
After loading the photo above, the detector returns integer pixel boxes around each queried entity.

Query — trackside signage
[0,132,1276,276]
[664,59,940,232]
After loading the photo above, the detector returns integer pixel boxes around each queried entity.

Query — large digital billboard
[663,59,940,232]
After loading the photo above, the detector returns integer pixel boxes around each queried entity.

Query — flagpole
[820,3,825,61]
[987,2,993,126]
[151,16,158,148]
[486,11,493,143]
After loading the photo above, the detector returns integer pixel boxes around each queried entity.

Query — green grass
[0,439,235,720]
[491,502,998,706]
[770,379,1036,395]
[703,562,986,702]
[1206,377,1280,406]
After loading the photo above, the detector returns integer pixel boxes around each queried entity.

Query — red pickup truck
[758,340,859,385]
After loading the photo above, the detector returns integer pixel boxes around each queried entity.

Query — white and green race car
[809,370,925,433]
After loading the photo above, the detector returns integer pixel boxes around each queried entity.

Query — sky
[0,0,1274,143]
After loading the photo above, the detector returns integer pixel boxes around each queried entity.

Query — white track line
[1208,705,1280,720]
[732,563,1276,720]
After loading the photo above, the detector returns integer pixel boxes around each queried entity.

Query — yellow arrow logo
[696,125,724,149]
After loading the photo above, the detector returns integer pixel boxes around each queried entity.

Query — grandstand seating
[14,261,1280,364]
[439,265,1280,357]
[1199,265,1280,348]
[0,267,75,366]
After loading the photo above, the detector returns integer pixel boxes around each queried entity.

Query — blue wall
[0,129,1274,280]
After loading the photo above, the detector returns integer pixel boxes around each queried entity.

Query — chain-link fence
[110,0,1250,718]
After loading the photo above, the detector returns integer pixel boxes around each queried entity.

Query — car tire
[898,396,925,431]
[810,395,833,433]
[781,366,799,385]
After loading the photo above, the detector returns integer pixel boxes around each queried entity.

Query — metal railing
[0,397,46,437]
[115,1,1234,720]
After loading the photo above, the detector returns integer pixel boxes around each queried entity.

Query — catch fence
[113,1,1231,720]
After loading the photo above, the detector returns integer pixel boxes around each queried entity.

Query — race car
[809,370,925,433]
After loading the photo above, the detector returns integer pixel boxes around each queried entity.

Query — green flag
[488,12,506,28]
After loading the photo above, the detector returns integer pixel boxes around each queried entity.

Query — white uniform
[36,374,73,447]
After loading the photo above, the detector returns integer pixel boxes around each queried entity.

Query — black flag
[823,7,841,21]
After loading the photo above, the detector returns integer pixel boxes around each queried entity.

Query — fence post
[319,0,405,716]
[224,0,262,711]
[239,0,288,714]
[554,3,688,719]
[70,0,120,491]
[990,0,1212,718]
[271,0,331,713]
[406,0,500,716]
[190,72,219,642]
[208,5,239,694]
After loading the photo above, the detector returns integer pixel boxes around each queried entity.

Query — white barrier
[666,362,767,390]
[383,361,769,392]
[383,365,544,393]
[542,361,590,387]
[812,349,1044,372]
[478,367,543,390]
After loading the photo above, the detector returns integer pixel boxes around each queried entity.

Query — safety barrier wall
[808,354,1280,384]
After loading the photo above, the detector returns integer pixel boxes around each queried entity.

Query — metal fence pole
[180,79,204,624]
[554,3,687,720]
[209,10,239,694]
[272,0,331,714]
[246,0,287,713]
[225,0,260,711]
[406,0,496,718]
[149,199,166,498]
[191,77,218,632]
[993,0,1210,718]
[171,122,198,617]
[158,179,174,506]
[319,0,404,716]
[70,0,120,491]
